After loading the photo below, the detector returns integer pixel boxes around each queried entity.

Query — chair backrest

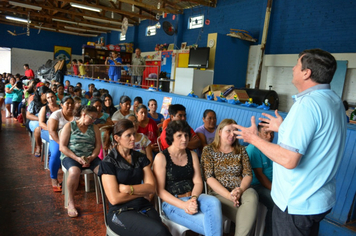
[97,175,109,227]
[157,136,162,152]
[99,125,114,157]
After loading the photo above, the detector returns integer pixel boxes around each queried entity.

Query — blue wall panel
[266,0,356,54]
[136,18,179,52]
[0,24,87,55]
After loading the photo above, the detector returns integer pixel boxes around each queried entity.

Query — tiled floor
[0,112,105,236]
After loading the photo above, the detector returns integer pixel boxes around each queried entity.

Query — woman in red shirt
[135,104,160,153]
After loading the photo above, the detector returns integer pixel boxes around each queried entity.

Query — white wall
[11,48,81,76]
[0,47,11,73]
[247,45,356,112]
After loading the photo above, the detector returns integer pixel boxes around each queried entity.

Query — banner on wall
[54,46,72,65]
[160,96,172,119]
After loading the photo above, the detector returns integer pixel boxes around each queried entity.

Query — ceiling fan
[7,30,27,36]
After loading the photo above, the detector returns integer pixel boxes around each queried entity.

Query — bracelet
[191,195,198,199]
[129,185,134,195]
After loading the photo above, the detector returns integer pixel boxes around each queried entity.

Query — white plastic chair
[30,131,35,154]
[41,138,49,169]
[254,202,268,236]
[203,181,231,234]
[61,165,100,208]
[157,196,189,236]
[97,175,120,236]
[157,136,162,152]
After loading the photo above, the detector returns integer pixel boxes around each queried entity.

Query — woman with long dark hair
[27,86,50,156]
[98,119,171,235]
[101,93,117,117]
[38,90,61,143]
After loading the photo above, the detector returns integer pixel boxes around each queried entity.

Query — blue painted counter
[66,75,356,235]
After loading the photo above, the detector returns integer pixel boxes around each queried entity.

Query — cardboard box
[225,89,250,102]
[203,84,234,100]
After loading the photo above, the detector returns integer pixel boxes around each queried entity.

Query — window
[120,33,126,41]
[146,26,156,36]
[188,15,204,29]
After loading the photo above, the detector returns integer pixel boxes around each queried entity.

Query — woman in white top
[47,96,75,191]
[126,114,153,166]
[112,95,133,123]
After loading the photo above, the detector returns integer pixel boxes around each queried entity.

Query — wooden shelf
[227,33,257,43]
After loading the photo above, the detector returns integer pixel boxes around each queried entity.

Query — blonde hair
[210,118,241,155]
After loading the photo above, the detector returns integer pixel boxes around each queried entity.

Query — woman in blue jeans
[153,120,223,236]
[47,96,74,191]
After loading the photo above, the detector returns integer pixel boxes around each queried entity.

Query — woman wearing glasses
[59,105,102,218]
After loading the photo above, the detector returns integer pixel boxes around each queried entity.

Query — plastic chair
[41,138,49,169]
[157,196,190,236]
[253,202,268,236]
[97,176,120,236]
[30,132,35,154]
[99,125,114,157]
[61,165,100,208]
[157,136,162,152]
[203,181,231,234]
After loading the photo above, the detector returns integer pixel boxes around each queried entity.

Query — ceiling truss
[0,0,217,37]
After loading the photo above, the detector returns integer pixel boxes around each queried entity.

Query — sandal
[52,185,62,192]
[34,152,41,158]
[68,208,78,218]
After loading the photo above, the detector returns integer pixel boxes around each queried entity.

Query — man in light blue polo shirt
[234,49,347,236]
[246,122,274,236]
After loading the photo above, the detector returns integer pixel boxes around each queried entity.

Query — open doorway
[0,47,11,74]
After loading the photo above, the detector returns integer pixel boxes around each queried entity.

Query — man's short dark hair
[165,120,192,146]
[168,104,186,117]
[72,59,77,63]
[73,86,81,92]
[78,59,83,63]
[299,49,337,84]
[24,64,29,68]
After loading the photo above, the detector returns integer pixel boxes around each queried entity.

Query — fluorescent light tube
[6,16,30,23]
[83,16,134,27]
[70,2,102,12]
[52,18,77,25]
[9,1,42,11]
[34,26,56,31]
[64,26,106,34]
[59,29,98,37]
[78,23,121,32]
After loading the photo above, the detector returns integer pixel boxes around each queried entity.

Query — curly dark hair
[165,120,191,146]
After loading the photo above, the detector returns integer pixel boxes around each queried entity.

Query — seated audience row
[17,79,269,236]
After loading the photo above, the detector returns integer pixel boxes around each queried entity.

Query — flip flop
[68,208,78,218]
[53,185,62,192]
[34,152,41,157]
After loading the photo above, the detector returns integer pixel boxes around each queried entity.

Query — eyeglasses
[86,113,96,121]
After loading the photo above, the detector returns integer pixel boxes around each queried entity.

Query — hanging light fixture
[6,16,30,23]
[70,2,102,12]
